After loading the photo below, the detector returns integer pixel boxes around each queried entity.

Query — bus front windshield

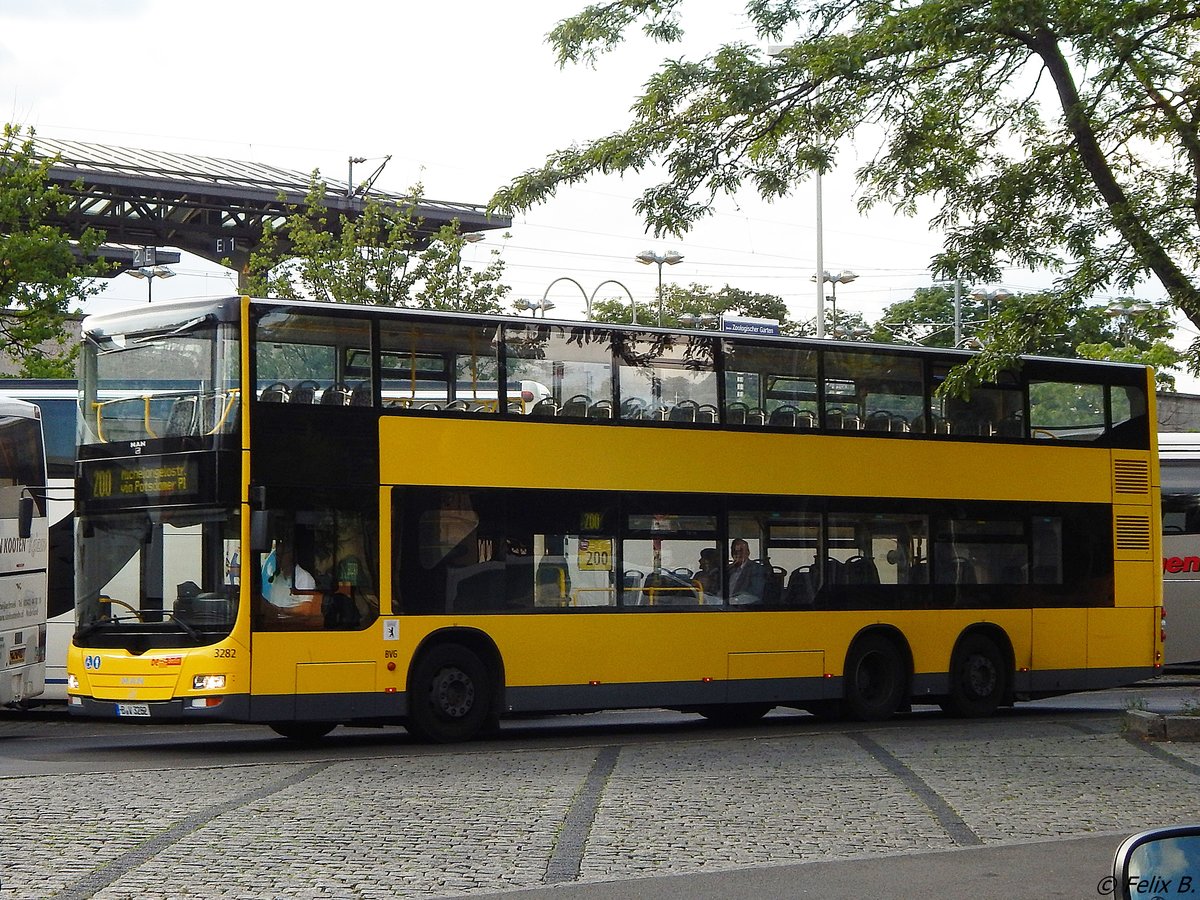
[80,314,239,446]
[75,507,240,641]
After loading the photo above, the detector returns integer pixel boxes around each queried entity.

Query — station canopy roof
[25,137,509,270]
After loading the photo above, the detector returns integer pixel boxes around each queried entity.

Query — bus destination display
[80,456,205,507]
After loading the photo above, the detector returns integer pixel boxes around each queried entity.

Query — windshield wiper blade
[162,610,201,641]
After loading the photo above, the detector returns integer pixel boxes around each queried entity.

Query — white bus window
[504,324,613,418]
[615,332,717,422]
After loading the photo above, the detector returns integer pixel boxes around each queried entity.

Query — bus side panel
[1163,533,1200,665]
[379,418,1116,505]
[1088,606,1159,674]
[400,610,1042,711]
[1031,608,1088,692]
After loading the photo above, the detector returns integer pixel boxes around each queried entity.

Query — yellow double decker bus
[66,296,1162,741]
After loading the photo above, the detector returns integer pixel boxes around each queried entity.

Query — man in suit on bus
[728,538,766,604]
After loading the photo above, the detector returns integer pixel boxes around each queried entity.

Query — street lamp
[635,249,684,326]
[679,312,719,329]
[127,265,175,303]
[455,232,485,278]
[969,287,1012,320]
[811,270,857,335]
[831,324,871,340]
[768,45,829,340]
[1105,299,1154,346]
[514,298,556,317]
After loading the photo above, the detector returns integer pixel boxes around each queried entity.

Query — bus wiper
[162,610,201,641]
[75,610,201,642]
[74,619,114,640]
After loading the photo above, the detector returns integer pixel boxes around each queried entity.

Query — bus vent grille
[1113,459,1150,495]
[1115,515,1152,551]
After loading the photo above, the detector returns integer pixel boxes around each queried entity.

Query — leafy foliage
[589,281,805,332]
[493,1,1200,359]
[247,174,509,313]
[878,285,1181,392]
[0,124,107,376]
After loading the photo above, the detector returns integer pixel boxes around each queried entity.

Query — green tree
[873,287,986,348]
[247,174,509,313]
[0,124,107,377]
[493,2,1200,370]
[1074,300,1183,389]
[878,286,1182,389]
[590,282,803,332]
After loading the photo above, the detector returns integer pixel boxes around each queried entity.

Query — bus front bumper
[67,693,251,722]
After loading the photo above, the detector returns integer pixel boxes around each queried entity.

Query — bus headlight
[67,673,79,690]
[192,674,227,691]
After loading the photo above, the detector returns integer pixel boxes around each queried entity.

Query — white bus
[0,381,74,699]
[0,393,49,706]
[1160,432,1200,666]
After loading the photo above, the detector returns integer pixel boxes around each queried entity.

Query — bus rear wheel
[843,634,906,721]
[407,643,493,743]
[941,634,1007,717]
[269,722,336,741]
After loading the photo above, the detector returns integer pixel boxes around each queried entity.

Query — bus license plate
[8,647,25,666]
[117,703,151,717]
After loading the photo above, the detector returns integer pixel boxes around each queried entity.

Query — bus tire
[269,722,335,741]
[802,700,843,721]
[941,633,1007,718]
[696,703,773,726]
[407,643,493,743]
[843,634,906,721]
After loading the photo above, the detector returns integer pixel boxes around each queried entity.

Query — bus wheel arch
[842,627,912,721]
[941,626,1012,718]
[407,629,505,743]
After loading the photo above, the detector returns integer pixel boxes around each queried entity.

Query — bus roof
[1160,432,1200,455]
[79,294,1152,377]
[0,393,42,420]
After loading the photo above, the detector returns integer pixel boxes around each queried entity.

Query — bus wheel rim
[964,654,997,699]
[430,666,475,719]
[856,652,890,702]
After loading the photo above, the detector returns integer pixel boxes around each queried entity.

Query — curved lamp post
[539,276,589,318]
[589,279,638,324]
[635,249,684,326]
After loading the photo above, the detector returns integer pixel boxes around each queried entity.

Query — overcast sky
[3,0,1191,367]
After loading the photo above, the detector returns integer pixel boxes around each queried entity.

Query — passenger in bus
[728,538,766,604]
[694,548,722,601]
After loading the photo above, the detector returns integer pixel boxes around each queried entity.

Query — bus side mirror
[250,509,270,553]
[18,495,34,539]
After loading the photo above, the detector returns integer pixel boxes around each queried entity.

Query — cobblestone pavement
[3,693,1200,900]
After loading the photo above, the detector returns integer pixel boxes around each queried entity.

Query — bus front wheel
[407,643,493,743]
[941,634,1007,717]
[843,634,906,721]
